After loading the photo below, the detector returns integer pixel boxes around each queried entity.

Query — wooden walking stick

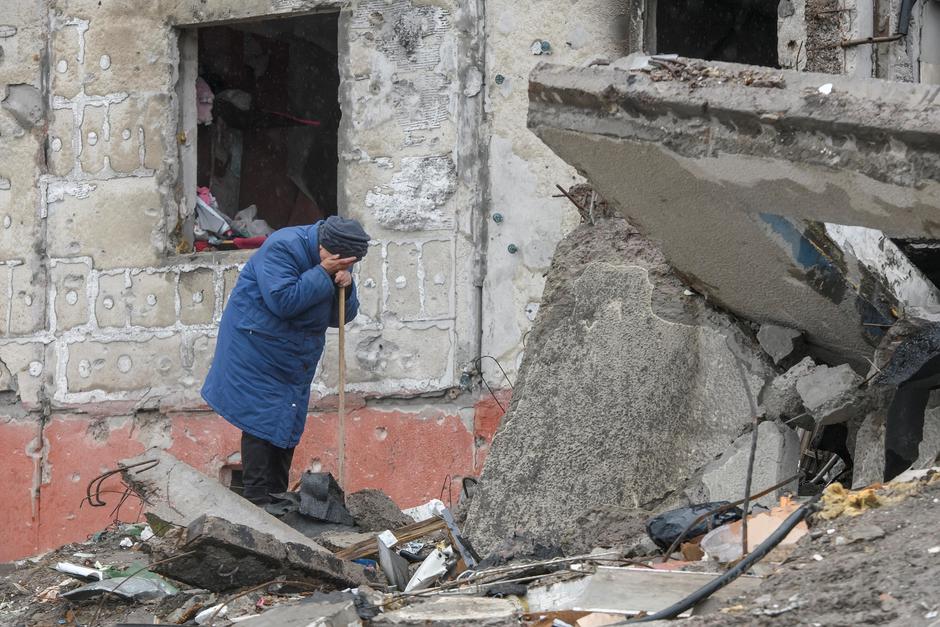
[337,285,347,489]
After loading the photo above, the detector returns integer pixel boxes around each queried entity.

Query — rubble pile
[5,210,940,625]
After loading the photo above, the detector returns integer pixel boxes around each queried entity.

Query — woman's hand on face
[321,254,357,275]
[334,270,352,288]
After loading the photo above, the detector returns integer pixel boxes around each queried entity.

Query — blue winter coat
[201,222,359,449]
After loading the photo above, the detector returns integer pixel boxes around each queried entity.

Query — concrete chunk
[464,219,773,553]
[796,364,865,425]
[153,515,366,592]
[762,356,816,425]
[757,324,803,365]
[700,421,801,508]
[120,449,335,555]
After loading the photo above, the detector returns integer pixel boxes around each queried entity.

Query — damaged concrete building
[2,0,940,567]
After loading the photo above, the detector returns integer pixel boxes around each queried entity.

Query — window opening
[654,0,779,67]
[183,12,340,253]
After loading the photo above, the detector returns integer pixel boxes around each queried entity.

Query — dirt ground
[691,478,940,626]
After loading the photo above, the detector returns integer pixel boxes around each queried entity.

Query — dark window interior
[195,13,340,240]
[656,0,779,67]
[893,239,940,288]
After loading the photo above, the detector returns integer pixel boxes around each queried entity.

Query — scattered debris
[700,497,809,563]
[646,503,743,551]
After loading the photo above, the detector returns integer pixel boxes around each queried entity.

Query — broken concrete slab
[762,357,816,425]
[152,515,366,592]
[120,449,336,555]
[699,421,801,508]
[346,489,413,532]
[372,596,523,626]
[464,219,773,554]
[528,57,940,369]
[526,566,762,617]
[234,592,361,626]
[757,324,803,365]
[796,364,865,425]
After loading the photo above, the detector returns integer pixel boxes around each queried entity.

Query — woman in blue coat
[202,216,370,505]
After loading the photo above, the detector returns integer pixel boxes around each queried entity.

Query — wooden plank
[335,517,447,561]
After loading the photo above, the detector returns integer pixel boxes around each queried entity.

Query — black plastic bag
[646,502,743,550]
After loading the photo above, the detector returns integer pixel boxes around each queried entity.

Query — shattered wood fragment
[335,517,447,561]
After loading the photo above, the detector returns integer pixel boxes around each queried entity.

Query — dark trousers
[241,432,295,505]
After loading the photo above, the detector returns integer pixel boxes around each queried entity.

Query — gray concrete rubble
[464,218,774,554]
[152,515,367,592]
[762,357,816,426]
[796,363,866,426]
[120,449,334,554]
[222,591,362,626]
[698,421,801,508]
[527,56,940,370]
[757,324,804,366]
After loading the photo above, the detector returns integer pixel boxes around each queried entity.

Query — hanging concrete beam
[528,57,940,367]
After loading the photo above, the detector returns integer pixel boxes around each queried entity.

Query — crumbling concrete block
[796,364,865,426]
[700,421,801,508]
[153,515,365,592]
[762,356,816,425]
[757,324,803,365]
[464,219,773,553]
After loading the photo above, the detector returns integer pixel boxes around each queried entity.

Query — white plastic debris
[195,604,228,624]
[140,525,155,542]
[927,546,940,554]
[377,530,398,548]
[119,537,133,548]
[818,83,833,95]
[405,546,453,592]
[402,499,446,522]
[54,562,105,582]
[812,553,824,561]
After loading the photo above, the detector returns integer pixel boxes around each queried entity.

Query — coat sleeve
[256,240,335,320]
[329,279,359,328]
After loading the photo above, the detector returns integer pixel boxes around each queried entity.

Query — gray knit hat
[319,216,370,259]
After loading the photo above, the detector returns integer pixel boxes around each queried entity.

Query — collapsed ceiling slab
[528,57,940,367]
